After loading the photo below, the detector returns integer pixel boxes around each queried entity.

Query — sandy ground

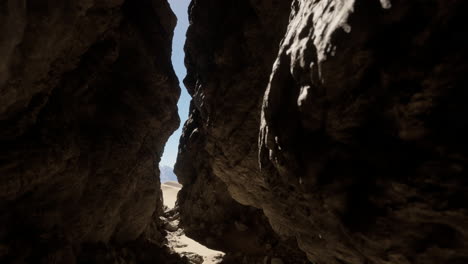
[161,181,225,264]
[161,181,182,209]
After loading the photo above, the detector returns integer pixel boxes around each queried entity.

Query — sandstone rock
[175,0,309,263]
[0,0,183,262]
[184,252,204,264]
[179,0,468,263]
[165,222,180,233]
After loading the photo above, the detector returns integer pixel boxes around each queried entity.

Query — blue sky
[160,0,191,167]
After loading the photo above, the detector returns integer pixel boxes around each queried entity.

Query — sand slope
[161,181,182,208]
[161,181,224,263]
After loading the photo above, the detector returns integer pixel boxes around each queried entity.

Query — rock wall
[178,0,468,263]
[176,0,309,263]
[0,0,183,263]
[176,141,308,263]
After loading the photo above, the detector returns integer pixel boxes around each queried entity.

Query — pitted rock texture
[180,0,293,213]
[179,0,468,263]
[0,0,183,263]
[176,0,308,263]
[176,134,307,263]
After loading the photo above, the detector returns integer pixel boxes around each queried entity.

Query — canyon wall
[178,0,468,263]
[175,0,309,262]
[2,0,468,263]
[0,0,183,263]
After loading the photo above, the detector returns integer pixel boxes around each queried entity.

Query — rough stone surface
[175,162,308,264]
[179,0,468,263]
[0,0,184,263]
[176,0,308,263]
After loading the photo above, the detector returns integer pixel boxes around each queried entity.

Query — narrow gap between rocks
[160,1,226,263]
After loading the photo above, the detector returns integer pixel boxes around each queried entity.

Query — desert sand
[161,181,225,263]
[161,181,182,209]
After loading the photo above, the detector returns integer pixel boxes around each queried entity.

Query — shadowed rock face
[176,159,308,264]
[175,0,309,263]
[0,0,183,263]
[2,0,468,263]
[178,0,468,263]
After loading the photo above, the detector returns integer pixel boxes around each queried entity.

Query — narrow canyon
[1,0,467,264]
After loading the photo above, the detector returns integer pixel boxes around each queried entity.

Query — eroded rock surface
[176,159,308,264]
[176,0,308,263]
[178,0,468,263]
[0,0,183,263]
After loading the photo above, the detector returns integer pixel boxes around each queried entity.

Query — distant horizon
[160,0,191,168]
[160,163,178,182]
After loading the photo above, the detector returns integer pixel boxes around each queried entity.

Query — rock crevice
[2,0,468,263]
[177,0,468,263]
